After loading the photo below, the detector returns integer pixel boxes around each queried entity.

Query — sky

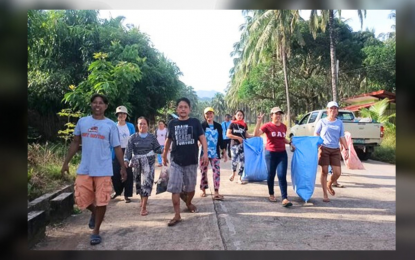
[98,10,395,94]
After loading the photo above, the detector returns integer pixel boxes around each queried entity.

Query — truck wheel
[356,149,371,161]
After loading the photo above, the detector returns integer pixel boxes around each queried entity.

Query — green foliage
[57,108,83,144]
[362,39,395,92]
[371,126,395,164]
[28,142,78,201]
[62,52,142,115]
[358,98,396,128]
[28,10,185,140]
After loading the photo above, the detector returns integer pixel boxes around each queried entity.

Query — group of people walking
[61,94,348,246]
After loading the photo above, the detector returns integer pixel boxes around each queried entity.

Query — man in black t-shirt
[162,98,208,227]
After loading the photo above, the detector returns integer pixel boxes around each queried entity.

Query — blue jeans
[265,150,288,199]
[157,145,165,164]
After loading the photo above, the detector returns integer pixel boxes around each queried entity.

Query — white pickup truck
[290,109,384,160]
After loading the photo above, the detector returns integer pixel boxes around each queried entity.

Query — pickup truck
[290,109,384,160]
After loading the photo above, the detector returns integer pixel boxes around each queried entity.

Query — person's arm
[339,122,349,159]
[153,135,163,154]
[217,124,227,162]
[123,136,133,168]
[254,113,265,136]
[61,135,81,176]
[199,134,209,166]
[114,145,127,181]
[162,138,172,166]
[227,127,243,143]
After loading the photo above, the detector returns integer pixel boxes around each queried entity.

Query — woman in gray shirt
[124,117,163,216]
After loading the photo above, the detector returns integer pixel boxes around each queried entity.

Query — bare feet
[323,198,331,202]
[140,209,148,216]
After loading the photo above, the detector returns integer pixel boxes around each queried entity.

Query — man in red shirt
[254,107,294,207]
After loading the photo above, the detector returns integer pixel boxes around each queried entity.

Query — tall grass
[28,142,79,201]
[371,126,396,164]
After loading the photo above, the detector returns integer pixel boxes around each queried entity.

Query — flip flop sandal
[229,175,235,181]
[327,187,336,196]
[323,198,331,203]
[282,201,293,207]
[237,180,248,185]
[213,195,224,200]
[186,204,197,213]
[332,183,345,188]
[88,215,95,229]
[167,218,182,227]
[110,193,119,199]
[268,196,277,202]
[200,193,207,197]
[90,234,102,245]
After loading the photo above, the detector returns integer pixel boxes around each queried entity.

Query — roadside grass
[371,127,396,164]
[28,142,79,201]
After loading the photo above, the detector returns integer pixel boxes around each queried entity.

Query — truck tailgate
[344,122,382,139]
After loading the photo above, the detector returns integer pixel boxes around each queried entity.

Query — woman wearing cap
[254,107,294,207]
[111,106,136,203]
[155,120,167,167]
[199,107,227,199]
[314,101,349,202]
[124,117,163,216]
[227,109,254,184]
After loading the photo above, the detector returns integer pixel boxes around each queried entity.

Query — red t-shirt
[260,122,287,152]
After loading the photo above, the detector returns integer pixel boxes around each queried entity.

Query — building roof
[342,90,396,104]
[342,102,377,112]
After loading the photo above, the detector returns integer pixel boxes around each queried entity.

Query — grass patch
[28,142,79,201]
[370,126,396,164]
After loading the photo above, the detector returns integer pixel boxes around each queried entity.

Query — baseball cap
[204,107,215,114]
[326,101,339,108]
[270,107,284,114]
[115,106,129,116]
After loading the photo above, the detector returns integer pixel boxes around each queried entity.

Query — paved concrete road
[33,145,395,250]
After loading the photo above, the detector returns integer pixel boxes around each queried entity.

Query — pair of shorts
[167,161,198,194]
[318,146,341,167]
[74,175,113,209]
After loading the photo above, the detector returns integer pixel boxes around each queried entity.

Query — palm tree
[211,92,226,121]
[309,10,366,102]
[231,10,303,128]
[359,98,395,129]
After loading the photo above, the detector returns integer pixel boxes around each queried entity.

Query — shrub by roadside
[371,126,396,164]
[28,142,79,201]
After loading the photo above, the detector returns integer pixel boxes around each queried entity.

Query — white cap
[326,101,339,108]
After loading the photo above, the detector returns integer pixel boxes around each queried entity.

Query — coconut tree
[358,98,395,129]
[230,10,303,128]
[309,10,366,102]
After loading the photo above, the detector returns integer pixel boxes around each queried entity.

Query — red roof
[342,102,377,112]
[342,90,396,104]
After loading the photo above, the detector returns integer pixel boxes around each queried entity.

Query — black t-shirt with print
[229,122,248,146]
[167,117,204,166]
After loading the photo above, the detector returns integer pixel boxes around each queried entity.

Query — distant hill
[196,90,219,99]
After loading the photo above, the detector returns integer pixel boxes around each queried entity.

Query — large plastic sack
[291,136,324,202]
[241,137,268,182]
[155,166,169,194]
[341,131,365,170]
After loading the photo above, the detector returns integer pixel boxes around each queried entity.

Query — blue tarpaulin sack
[241,137,267,182]
[291,136,324,202]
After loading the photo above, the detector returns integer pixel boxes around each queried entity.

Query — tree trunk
[281,45,291,128]
[329,10,338,102]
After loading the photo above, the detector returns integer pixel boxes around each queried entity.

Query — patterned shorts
[167,161,198,194]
